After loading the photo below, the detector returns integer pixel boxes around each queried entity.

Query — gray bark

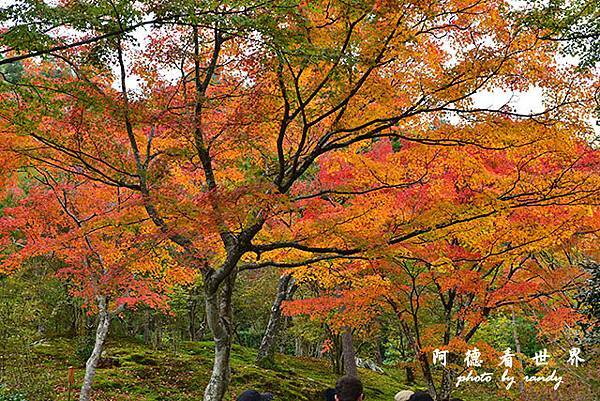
[79,296,111,401]
[342,327,358,377]
[256,274,294,368]
[203,271,236,401]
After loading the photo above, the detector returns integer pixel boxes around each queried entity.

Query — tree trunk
[79,296,110,401]
[401,321,438,400]
[511,308,526,399]
[405,365,415,384]
[189,301,197,341]
[438,304,456,401]
[188,285,201,341]
[438,357,455,401]
[417,350,438,399]
[197,314,207,340]
[256,274,294,368]
[154,315,162,348]
[203,271,236,401]
[342,327,358,377]
[143,309,151,344]
[333,335,343,374]
[398,331,415,384]
[374,341,383,365]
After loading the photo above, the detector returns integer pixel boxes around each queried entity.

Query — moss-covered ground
[22,339,505,401]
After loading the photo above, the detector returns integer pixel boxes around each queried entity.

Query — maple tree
[256,272,296,368]
[0,168,193,400]
[283,132,600,400]
[0,1,599,400]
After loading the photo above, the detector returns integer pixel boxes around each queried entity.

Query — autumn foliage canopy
[0,0,598,400]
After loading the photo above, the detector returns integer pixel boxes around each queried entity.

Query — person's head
[408,391,434,401]
[236,390,274,401]
[335,376,364,401]
[324,388,337,401]
[395,390,415,401]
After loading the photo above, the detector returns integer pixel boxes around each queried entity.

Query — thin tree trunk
[189,286,199,341]
[332,333,343,374]
[405,365,415,384]
[417,348,438,399]
[511,308,526,398]
[438,295,456,401]
[401,321,438,400]
[197,314,207,340]
[374,341,383,365]
[203,271,236,401]
[256,274,294,368]
[143,309,151,344]
[438,353,459,401]
[79,296,110,401]
[154,316,162,348]
[398,331,415,384]
[439,372,451,401]
[342,327,358,377]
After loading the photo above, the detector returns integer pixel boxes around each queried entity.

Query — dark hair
[324,388,337,401]
[408,391,434,401]
[335,376,363,401]
[237,390,274,401]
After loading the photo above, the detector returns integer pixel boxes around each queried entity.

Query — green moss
[22,338,511,401]
[125,353,159,366]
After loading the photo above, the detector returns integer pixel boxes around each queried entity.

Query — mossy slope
[28,339,496,401]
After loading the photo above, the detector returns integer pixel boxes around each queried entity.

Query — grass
[13,338,507,401]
